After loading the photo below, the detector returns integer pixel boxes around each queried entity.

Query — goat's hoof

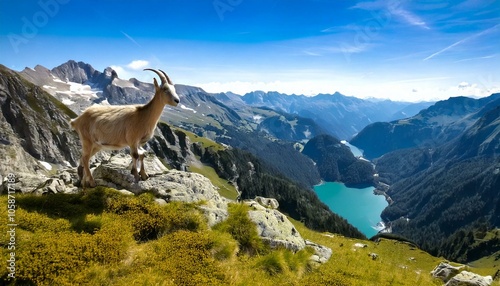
[86,180,97,188]
[133,175,140,183]
[140,173,149,181]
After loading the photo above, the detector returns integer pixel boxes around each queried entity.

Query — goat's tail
[69,118,77,130]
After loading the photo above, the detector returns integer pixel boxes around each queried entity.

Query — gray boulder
[255,196,279,209]
[35,178,69,195]
[431,262,464,283]
[244,199,305,252]
[306,239,332,264]
[445,271,493,286]
[1,172,47,194]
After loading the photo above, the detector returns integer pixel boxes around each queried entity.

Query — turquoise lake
[314,182,388,238]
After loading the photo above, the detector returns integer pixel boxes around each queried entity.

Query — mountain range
[18,60,431,188]
[230,90,434,139]
[351,94,500,159]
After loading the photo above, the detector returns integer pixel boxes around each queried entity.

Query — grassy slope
[1,188,498,285]
[179,127,239,200]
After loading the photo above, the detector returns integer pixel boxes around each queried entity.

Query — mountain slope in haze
[242,91,434,139]
[254,108,328,142]
[351,94,500,159]
[376,104,500,263]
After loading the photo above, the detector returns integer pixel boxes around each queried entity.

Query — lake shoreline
[314,181,388,238]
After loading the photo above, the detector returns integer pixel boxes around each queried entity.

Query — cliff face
[0,65,81,175]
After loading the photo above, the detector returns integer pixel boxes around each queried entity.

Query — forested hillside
[197,145,366,239]
[375,104,500,262]
[302,134,374,186]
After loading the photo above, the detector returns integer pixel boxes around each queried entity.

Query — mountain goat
[71,69,180,187]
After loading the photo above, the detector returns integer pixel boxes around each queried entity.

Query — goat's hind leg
[130,147,149,182]
[81,142,99,188]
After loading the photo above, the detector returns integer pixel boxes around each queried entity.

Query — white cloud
[458,81,471,89]
[110,60,151,80]
[126,60,149,70]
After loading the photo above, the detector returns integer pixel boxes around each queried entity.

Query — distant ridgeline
[352,93,500,263]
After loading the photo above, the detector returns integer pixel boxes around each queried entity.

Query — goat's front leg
[130,147,141,183]
[138,148,149,181]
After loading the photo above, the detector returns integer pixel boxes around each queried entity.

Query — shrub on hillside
[6,215,132,285]
[214,203,268,255]
[141,230,228,285]
[105,193,206,241]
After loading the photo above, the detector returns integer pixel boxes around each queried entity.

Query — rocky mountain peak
[51,60,99,84]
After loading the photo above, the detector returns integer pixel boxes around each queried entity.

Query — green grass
[468,228,500,274]
[180,127,226,151]
[189,164,239,200]
[1,189,498,285]
[289,217,500,286]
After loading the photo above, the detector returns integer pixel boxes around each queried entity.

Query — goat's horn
[144,68,167,85]
[159,69,173,85]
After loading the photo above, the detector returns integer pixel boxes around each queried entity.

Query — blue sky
[1,0,499,101]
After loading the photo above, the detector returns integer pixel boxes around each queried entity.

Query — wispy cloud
[351,0,430,29]
[121,31,142,48]
[350,0,385,11]
[388,6,430,30]
[454,54,497,63]
[388,76,452,84]
[321,24,359,33]
[424,23,500,61]
[302,43,374,57]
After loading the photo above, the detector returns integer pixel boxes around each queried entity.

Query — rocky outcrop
[431,262,464,282]
[255,196,279,209]
[244,198,332,263]
[148,122,196,171]
[445,271,493,286]
[431,262,493,286]
[89,153,228,226]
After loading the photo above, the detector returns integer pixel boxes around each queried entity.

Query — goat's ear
[153,78,159,90]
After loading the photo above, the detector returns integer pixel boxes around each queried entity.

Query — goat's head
[144,68,180,107]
